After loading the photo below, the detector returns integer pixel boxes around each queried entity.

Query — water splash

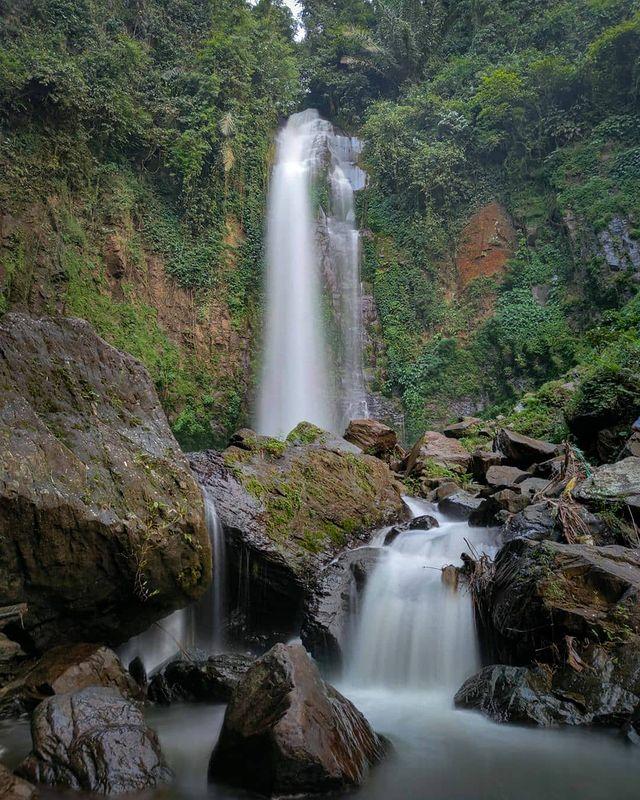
[257,109,367,437]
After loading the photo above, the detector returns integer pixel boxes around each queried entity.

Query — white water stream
[256,109,367,437]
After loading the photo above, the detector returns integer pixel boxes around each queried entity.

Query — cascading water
[119,492,226,671]
[346,498,491,691]
[256,109,367,437]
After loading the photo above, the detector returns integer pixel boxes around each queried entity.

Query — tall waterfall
[346,499,493,690]
[257,109,367,438]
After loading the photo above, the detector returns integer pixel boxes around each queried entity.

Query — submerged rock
[344,418,397,457]
[148,653,254,704]
[208,643,386,795]
[0,765,38,800]
[0,314,210,651]
[17,686,172,794]
[189,423,404,638]
[301,547,383,667]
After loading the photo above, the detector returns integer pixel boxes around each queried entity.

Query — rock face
[301,547,383,668]
[0,643,141,717]
[455,202,517,288]
[573,457,640,519]
[209,644,385,795]
[189,423,404,637]
[344,419,397,457]
[405,431,471,476]
[148,653,254,704]
[18,686,172,794]
[485,538,640,663]
[0,314,210,651]
[494,428,558,468]
[0,765,38,800]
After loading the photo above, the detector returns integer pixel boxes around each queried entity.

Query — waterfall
[346,499,495,691]
[119,492,226,671]
[257,109,367,437]
[190,491,226,652]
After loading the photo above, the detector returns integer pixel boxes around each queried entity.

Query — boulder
[469,490,529,526]
[208,644,386,795]
[573,457,640,520]
[189,424,404,638]
[484,538,640,663]
[344,419,397,457]
[0,643,142,717]
[17,687,172,794]
[432,481,460,501]
[485,465,529,490]
[0,314,210,651]
[301,548,382,667]
[405,431,471,477]
[0,765,38,800]
[518,477,553,499]
[147,653,254,704]
[383,515,439,545]
[470,450,505,481]
[456,638,640,728]
[622,431,640,459]
[439,491,482,520]
[442,417,483,439]
[494,429,558,468]
[502,502,559,543]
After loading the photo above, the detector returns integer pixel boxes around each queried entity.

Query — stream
[3,502,640,799]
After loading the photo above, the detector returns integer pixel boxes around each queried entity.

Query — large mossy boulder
[573,457,640,520]
[208,644,386,795]
[404,430,471,476]
[0,314,211,651]
[189,423,405,635]
[18,687,172,795]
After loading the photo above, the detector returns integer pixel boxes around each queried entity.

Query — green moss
[286,421,327,445]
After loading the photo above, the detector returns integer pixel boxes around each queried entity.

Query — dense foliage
[0,0,300,448]
[302,0,640,441]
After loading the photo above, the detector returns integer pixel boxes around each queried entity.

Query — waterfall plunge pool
[2,507,640,799]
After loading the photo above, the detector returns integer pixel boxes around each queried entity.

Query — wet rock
[432,481,460,502]
[502,502,559,543]
[439,491,482,520]
[0,314,210,651]
[128,656,147,691]
[208,644,386,795]
[189,425,404,639]
[384,515,440,545]
[485,465,529,491]
[0,643,142,717]
[344,419,397,457]
[456,638,640,728]
[148,653,254,704]
[443,417,483,439]
[622,431,640,459]
[494,429,558,468]
[573,457,640,521]
[17,686,172,794]
[484,538,640,663]
[0,764,38,800]
[405,431,471,477]
[301,547,382,668]
[518,477,552,500]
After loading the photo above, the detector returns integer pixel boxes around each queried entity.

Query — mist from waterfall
[256,109,367,437]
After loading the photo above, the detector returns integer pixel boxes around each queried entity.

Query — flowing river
[2,502,640,799]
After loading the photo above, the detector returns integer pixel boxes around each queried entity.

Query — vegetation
[0,0,300,449]
[301,0,640,442]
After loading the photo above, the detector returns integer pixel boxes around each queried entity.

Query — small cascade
[346,499,494,691]
[190,491,226,652]
[119,492,227,671]
[257,109,367,437]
